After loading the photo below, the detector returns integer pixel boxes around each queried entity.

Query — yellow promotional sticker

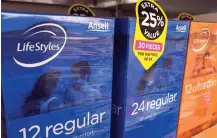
[68,3,96,17]
[178,13,194,20]
[134,0,168,70]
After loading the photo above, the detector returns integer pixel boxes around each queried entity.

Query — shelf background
[2,0,217,22]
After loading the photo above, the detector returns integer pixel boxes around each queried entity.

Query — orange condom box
[177,22,217,138]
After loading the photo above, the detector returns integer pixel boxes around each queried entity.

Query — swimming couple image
[22,60,101,117]
[192,52,216,78]
[136,55,175,94]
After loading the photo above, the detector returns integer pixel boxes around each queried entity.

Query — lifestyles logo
[13,23,67,68]
[192,28,210,52]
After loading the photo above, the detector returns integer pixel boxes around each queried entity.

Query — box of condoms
[111,18,190,138]
[177,22,217,138]
[1,12,114,138]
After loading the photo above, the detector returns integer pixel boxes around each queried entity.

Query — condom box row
[2,12,217,138]
[2,12,115,138]
[111,20,217,138]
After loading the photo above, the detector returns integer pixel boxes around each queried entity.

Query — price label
[134,0,168,70]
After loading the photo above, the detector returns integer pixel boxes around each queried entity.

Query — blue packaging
[2,12,114,138]
[111,18,190,138]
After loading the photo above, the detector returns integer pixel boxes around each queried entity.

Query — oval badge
[192,28,210,52]
[138,0,166,40]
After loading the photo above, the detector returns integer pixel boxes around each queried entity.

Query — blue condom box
[2,12,114,138]
[111,18,190,138]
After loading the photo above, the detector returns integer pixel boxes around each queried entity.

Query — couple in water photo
[192,52,216,78]
[136,55,175,94]
[22,60,101,117]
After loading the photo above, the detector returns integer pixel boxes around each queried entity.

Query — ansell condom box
[177,22,217,138]
[2,12,114,138]
[111,18,190,138]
